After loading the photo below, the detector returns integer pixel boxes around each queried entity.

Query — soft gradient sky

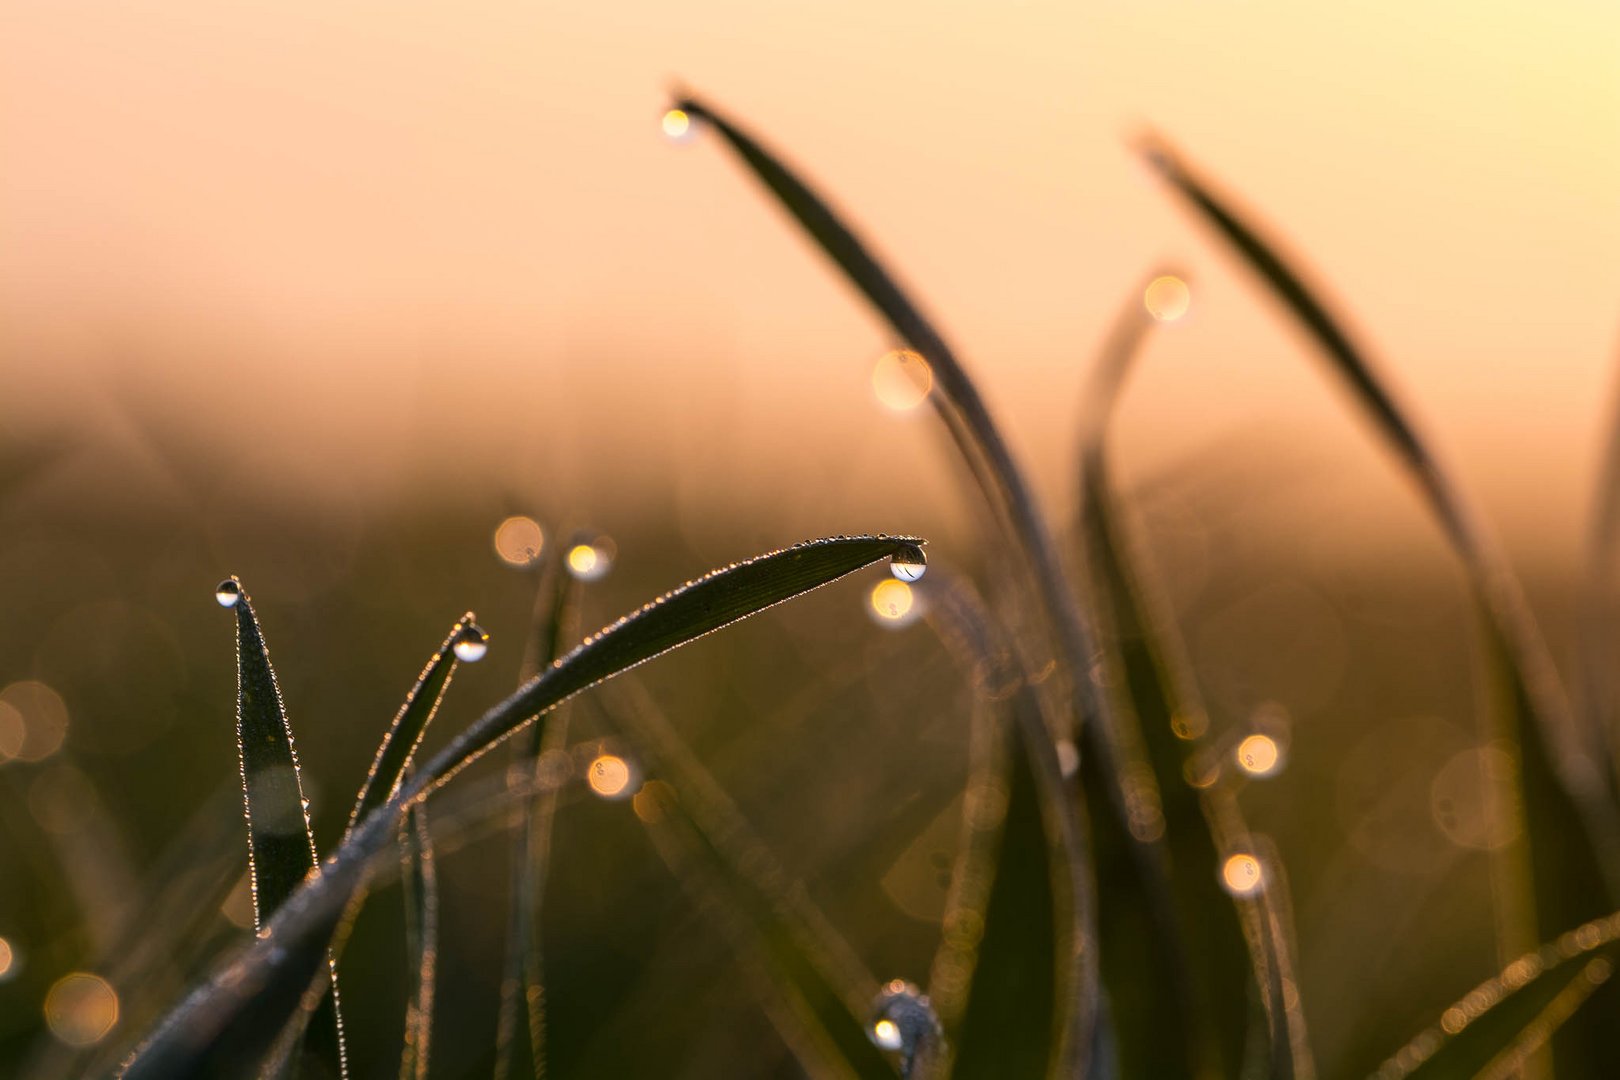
[2,0,1616,560]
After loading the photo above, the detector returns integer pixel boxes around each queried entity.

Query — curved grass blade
[122,535,920,1079]
[1576,334,1620,799]
[1140,136,1620,1074]
[1372,910,1620,1080]
[494,544,582,1080]
[1076,276,1308,1078]
[677,93,1189,1068]
[222,577,347,1079]
[347,614,477,836]
[921,577,1093,1079]
[398,794,437,1080]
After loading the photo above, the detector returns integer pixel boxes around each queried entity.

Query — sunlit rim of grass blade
[1373,910,1620,1080]
[120,534,920,1079]
[1136,133,1620,902]
[398,798,437,1080]
[1074,275,1302,1079]
[920,576,1092,1079]
[224,577,348,1079]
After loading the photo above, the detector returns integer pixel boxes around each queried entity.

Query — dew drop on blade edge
[452,622,489,663]
[215,579,242,608]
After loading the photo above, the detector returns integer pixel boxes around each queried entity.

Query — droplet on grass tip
[1220,852,1264,896]
[215,579,242,608]
[452,622,489,663]
[1143,274,1191,323]
[872,349,933,411]
[869,579,920,628]
[493,516,545,568]
[868,979,942,1073]
[661,108,694,141]
[890,544,927,582]
[566,538,616,582]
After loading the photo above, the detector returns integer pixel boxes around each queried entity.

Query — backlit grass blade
[921,577,1093,1079]
[121,534,920,1079]
[635,764,899,1079]
[1075,277,1309,1078]
[495,546,581,1080]
[347,614,479,836]
[1373,910,1620,1080]
[398,796,437,1080]
[1140,136,1620,1071]
[677,94,1185,1068]
[1577,337,1620,800]
[218,577,347,1079]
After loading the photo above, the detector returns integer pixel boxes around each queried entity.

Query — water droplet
[868,579,921,628]
[43,972,119,1047]
[872,349,933,411]
[661,108,694,141]
[868,980,943,1076]
[1220,852,1264,896]
[1144,275,1191,322]
[493,516,545,568]
[566,537,616,582]
[452,622,489,663]
[1235,733,1282,777]
[890,544,927,582]
[215,579,242,608]
[586,753,637,799]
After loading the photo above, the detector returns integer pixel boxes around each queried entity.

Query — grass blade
[1577,335,1620,804]
[1140,136,1620,1074]
[677,94,1193,1068]
[921,577,1093,1079]
[121,535,920,1079]
[398,796,437,1080]
[1373,911,1620,1080]
[218,577,347,1079]
[1076,276,1311,1077]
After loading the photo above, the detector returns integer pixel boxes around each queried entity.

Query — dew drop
[1144,274,1191,323]
[566,537,616,582]
[215,579,242,608]
[872,349,933,411]
[890,544,927,583]
[452,622,489,663]
[868,980,943,1076]
[661,108,694,141]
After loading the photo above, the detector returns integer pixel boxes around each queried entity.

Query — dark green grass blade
[1075,278,1305,1078]
[398,797,437,1080]
[495,548,580,1080]
[638,778,899,1080]
[121,535,919,1079]
[678,94,1195,1069]
[1374,911,1620,1080]
[1141,136,1620,1074]
[226,580,347,1079]
[347,614,474,836]
[922,578,1092,1079]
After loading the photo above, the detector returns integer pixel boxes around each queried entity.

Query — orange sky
[2,1,1616,563]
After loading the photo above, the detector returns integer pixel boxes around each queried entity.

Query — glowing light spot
[567,540,615,582]
[869,579,920,628]
[0,938,15,982]
[1170,712,1208,740]
[587,754,633,799]
[662,108,692,140]
[872,349,933,411]
[0,701,24,762]
[0,681,69,763]
[494,516,545,568]
[1431,746,1519,851]
[1236,734,1281,777]
[44,973,119,1047]
[1143,275,1191,323]
[1055,739,1080,779]
[872,1019,903,1051]
[452,620,490,663]
[1221,853,1264,896]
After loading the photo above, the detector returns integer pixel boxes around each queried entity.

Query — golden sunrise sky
[2,1,1616,560]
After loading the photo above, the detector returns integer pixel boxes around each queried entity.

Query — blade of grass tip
[1371,909,1620,1080]
[215,576,348,1080]
[677,94,1180,1068]
[122,535,919,1079]
[920,576,1094,1079]
[1076,273,1306,1079]
[1140,135,1620,1071]
[626,712,900,1079]
[495,542,582,1080]
[398,792,437,1080]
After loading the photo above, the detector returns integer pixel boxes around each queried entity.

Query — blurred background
[1,0,1616,1076]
